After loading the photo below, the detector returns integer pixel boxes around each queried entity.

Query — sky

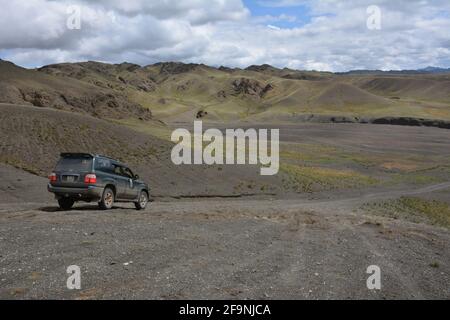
[0,0,449,72]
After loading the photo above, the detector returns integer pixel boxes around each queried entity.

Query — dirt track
[0,180,449,299]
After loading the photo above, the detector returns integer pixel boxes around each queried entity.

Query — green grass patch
[280,144,382,168]
[280,163,378,193]
[361,196,450,229]
[111,118,173,141]
[387,172,444,186]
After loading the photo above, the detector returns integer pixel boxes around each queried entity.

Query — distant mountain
[337,66,450,75]
[418,66,450,73]
[1,59,450,124]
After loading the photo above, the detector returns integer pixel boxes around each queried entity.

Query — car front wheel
[99,187,115,210]
[135,191,148,210]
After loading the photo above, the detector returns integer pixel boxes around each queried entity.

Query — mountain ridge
[5,58,448,75]
[1,59,450,124]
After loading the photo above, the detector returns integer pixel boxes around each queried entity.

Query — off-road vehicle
[48,153,150,210]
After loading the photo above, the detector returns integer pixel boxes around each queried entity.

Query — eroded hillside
[2,59,449,124]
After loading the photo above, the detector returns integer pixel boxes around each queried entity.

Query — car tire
[58,198,74,210]
[99,187,115,210]
[135,190,148,210]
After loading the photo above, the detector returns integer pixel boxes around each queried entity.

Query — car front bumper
[47,184,103,201]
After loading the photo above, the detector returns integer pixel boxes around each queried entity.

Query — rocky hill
[2,59,450,124]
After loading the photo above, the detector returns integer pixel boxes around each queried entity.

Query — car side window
[95,158,112,173]
[122,167,134,179]
[113,164,122,176]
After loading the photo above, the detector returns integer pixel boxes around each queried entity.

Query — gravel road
[1,193,448,300]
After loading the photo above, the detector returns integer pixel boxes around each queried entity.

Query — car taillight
[49,173,57,183]
[84,174,97,184]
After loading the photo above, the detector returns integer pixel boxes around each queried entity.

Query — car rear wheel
[135,191,148,210]
[99,187,115,210]
[58,198,74,210]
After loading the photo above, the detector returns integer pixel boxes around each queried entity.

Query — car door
[112,164,129,200]
[122,167,139,199]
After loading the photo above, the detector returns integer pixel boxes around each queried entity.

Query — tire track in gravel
[1,181,449,299]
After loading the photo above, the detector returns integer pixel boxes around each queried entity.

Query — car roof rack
[95,154,125,165]
[95,154,121,163]
[60,152,94,158]
[60,153,125,165]
[95,154,117,161]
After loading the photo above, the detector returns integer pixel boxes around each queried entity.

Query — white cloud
[267,24,281,30]
[0,0,449,71]
[77,0,250,24]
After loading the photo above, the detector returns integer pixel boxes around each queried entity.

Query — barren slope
[1,59,448,124]
[0,60,151,121]
[0,103,279,198]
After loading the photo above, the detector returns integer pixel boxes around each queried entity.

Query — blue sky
[243,0,312,28]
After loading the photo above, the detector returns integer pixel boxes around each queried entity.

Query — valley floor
[1,120,449,299]
[0,186,449,299]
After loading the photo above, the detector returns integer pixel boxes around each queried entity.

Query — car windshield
[55,156,93,172]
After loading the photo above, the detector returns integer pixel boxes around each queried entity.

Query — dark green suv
[48,153,150,210]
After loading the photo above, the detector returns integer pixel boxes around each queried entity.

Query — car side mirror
[134,174,139,180]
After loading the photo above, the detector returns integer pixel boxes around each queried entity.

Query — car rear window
[55,156,93,172]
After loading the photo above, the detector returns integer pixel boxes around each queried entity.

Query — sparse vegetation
[362,196,450,229]
[387,173,444,186]
[0,155,41,175]
[430,262,440,268]
[280,163,378,193]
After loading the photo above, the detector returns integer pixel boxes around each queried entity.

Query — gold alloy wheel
[104,191,114,207]
[139,192,147,207]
